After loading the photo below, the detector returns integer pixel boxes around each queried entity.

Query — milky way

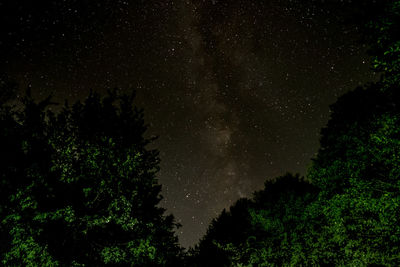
[1,0,377,247]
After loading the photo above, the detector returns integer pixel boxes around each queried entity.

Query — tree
[363,0,400,88]
[193,173,318,266]
[304,109,400,265]
[310,84,400,195]
[0,89,183,266]
[302,1,400,262]
[189,197,253,266]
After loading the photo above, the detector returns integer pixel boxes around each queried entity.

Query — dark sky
[1,0,378,248]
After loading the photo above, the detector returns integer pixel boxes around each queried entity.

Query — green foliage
[0,90,183,266]
[303,110,400,266]
[194,105,400,266]
[192,174,318,266]
[365,0,400,88]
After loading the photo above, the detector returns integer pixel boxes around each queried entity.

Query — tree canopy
[191,174,318,266]
[0,90,183,266]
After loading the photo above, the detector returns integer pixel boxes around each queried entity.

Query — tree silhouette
[0,90,183,266]
[300,1,400,264]
[189,197,253,266]
[192,173,318,266]
[304,109,400,265]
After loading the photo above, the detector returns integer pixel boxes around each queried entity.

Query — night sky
[1,0,377,248]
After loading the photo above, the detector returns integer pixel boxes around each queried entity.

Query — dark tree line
[1,0,400,266]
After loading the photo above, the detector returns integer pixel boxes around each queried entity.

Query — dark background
[0,0,378,247]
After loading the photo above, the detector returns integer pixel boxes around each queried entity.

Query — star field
[0,0,377,247]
